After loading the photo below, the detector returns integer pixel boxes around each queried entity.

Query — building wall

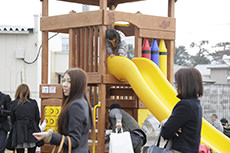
[0,16,40,102]
[201,84,230,122]
[210,68,228,84]
[51,51,69,83]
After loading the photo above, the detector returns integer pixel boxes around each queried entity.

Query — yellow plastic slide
[107,56,230,153]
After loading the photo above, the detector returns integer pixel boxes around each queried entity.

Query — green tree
[174,46,190,66]
[190,40,211,66]
[210,42,230,63]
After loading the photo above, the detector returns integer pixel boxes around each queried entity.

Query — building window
[61,35,69,52]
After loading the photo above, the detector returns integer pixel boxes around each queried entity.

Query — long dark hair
[57,68,93,134]
[15,84,30,104]
[106,28,121,48]
[175,67,203,99]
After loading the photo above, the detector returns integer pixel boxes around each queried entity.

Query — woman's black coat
[9,98,41,147]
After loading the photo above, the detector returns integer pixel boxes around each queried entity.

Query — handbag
[51,135,72,153]
[147,130,173,153]
[109,128,134,153]
[6,129,15,151]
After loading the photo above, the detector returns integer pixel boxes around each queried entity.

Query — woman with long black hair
[33,68,93,153]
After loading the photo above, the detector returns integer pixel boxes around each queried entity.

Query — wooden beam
[167,0,176,84]
[41,0,49,84]
[40,10,103,31]
[69,29,76,68]
[39,84,63,99]
[109,88,135,96]
[100,0,107,10]
[97,26,107,153]
[103,74,129,85]
[135,27,142,57]
[139,28,175,40]
[57,0,144,6]
[104,10,176,32]
[87,72,102,84]
[106,99,138,108]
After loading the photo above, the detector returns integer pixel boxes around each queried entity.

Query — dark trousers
[16,147,36,153]
[0,130,7,153]
[130,133,144,153]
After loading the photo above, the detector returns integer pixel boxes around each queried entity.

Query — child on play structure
[106,28,128,57]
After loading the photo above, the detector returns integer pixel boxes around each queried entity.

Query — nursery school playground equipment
[39,0,230,152]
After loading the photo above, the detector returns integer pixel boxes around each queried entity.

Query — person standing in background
[0,91,11,153]
[211,114,223,132]
[7,84,42,153]
[161,68,203,153]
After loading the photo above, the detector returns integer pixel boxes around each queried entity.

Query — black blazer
[50,97,91,153]
[0,92,12,132]
[161,98,202,153]
[10,98,41,147]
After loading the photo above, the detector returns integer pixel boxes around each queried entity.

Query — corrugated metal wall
[201,84,230,122]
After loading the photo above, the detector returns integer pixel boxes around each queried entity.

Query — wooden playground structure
[39,0,177,152]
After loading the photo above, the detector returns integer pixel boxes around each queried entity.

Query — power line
[23,33,59,64]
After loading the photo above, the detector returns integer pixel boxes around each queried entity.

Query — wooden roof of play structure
[58,0,145,7]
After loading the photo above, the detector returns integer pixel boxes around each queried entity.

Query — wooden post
[41,0,49,84]
[69,29,76,68]
[100,0,107,10]
[97,26,107,153]
[135,27,142,57]
[167,0,175,84]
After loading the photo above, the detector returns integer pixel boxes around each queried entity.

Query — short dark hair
[221,118,228,124]
[175,67,203,99]
[109,103,122,110]
[212,114,218,118]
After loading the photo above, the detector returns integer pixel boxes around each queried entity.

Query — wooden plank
[139,28,175,40]
[57,0,144,6]
[39,84,63,99]
[114,24,135,36]
[93,87,98,107]
[166,40,175,84]
[76,29,80,67]
[69,29,76,68]
[104,10,176,32]
[109,88,135,96]
[94,27,99,72]
[89,27,94,72]
[42,0,48,16]
[87,72,102,84]
[135,27,142,57]
[40,10,103,32]
[97,85,106,153]
[97,25,107,153]
[100,0,107,10]
[42,32,49,84]
[106,99,138,108]
[84,27,88,71]
[103,74,129,85]
[80,28,84,69]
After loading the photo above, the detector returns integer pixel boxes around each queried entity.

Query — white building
[0,15,40,102]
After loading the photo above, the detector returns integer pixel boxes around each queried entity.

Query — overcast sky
[0,0,230,52]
